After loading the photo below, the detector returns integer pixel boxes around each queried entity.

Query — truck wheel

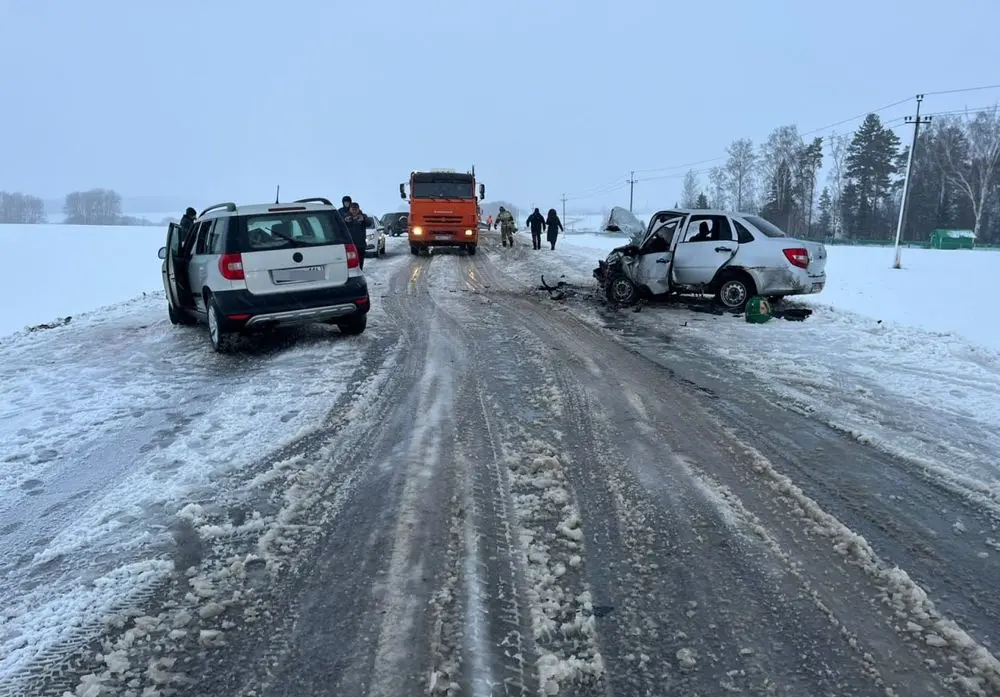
[716,272,756,310]
[606,274,638,306]
[467,245,477,256]
[410,245,419,256]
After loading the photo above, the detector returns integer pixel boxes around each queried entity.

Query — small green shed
[930,229,976,249]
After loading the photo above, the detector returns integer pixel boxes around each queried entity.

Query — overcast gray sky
[1,0,998,214]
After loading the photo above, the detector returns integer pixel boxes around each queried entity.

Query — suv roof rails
[200,202,237,217]
[293,197,334,206]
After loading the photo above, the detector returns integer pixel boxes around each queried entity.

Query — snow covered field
[0,224,167,336]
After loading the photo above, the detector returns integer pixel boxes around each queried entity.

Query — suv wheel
[338,314,367,336]
[208,299,234,352]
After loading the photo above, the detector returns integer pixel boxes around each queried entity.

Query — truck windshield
[411,180,474,199]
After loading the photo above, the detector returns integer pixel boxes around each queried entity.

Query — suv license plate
[811,282,824,292]
[273,266,325,283]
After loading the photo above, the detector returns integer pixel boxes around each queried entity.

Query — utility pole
[892,94,932,269]
[627,171,638,212]
[560,193,566,227]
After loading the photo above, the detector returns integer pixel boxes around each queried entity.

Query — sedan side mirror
[158,247,167,260]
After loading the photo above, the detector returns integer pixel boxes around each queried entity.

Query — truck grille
[424,215,463,224]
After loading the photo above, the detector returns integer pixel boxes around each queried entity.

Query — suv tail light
[345,243,360,269]
[219,253,245,280]
[782,247,810,269]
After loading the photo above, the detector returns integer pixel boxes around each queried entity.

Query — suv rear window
[743,215,787,238]
[229,210,351,252]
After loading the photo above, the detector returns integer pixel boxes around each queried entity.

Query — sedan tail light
[782,247,810,269]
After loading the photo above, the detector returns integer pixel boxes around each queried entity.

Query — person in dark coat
[526,208,545,250]
[178,207,197,247]
[545,209,564,250]
[342,201,371,269]
[338,195,353,219]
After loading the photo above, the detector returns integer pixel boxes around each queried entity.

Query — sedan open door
[670,214,739,287]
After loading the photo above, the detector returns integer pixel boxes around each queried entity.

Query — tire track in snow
[495,290,992,695]
[453,255,607,696]
[425,253,537,697]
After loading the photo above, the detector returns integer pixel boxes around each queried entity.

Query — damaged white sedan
[593,208,827,309]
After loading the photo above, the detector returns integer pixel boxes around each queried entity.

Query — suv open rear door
[162,222,187,310]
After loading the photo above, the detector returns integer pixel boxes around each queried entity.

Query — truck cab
[400,169,486,256]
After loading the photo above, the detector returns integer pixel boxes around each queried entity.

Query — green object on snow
[745,295,773,324]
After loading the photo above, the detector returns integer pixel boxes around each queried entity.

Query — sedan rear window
[232,211,351,252]
[743,215,787,238]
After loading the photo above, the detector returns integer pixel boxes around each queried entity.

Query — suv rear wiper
[262,226,307,247]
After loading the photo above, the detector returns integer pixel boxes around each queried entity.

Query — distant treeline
[0,188,163,226]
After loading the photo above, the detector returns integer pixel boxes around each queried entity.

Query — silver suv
[157,197,370,351]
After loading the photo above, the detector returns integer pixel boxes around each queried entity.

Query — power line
[923,83,1000,98]
[562,89,1000,204]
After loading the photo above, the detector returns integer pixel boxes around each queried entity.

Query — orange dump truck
[399,168,485,256]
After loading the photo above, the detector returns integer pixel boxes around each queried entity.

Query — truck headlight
[412,226,423,236]
[464,229,473,236]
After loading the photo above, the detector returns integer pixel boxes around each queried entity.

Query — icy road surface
[3,237,1000,697]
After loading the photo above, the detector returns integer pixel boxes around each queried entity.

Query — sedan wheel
[718,277,751,309]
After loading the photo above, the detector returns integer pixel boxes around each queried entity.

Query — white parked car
[593,208,827,309]
[364,215,387,257]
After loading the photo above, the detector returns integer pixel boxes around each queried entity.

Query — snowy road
[5,238,1000,696]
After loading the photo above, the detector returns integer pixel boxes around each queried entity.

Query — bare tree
[0,191,47,223]
[708,166,728,210]
[681,170,700,208]
[825,133,849,238]
[935,109,1000,240]
[724,138,757,211]
[63,188,123,225]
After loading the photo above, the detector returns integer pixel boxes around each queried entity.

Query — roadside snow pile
[0,224,165,337]
[57,355,397,697]
[506,438,604,695]
[733,434,1000,695]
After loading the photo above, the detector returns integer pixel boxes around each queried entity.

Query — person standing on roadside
[343,201,371,270]
[545,208,564,250]
[526,207,545,250]
[338,195,353,219]
[493,206,516,248]
[178,207,197,246]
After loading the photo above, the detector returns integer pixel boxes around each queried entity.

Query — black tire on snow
[410,245,419,256]
[467,245,477,256]
[168,302,195,326]
[338,314,368,336]
[606,273,638,306]
[716,273,756,310]
[207,298,235,352]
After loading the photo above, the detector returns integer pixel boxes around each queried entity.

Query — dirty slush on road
[21,246,1000,697]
